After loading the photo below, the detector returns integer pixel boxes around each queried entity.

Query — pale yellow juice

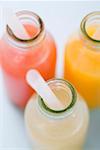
[25,79,89,150]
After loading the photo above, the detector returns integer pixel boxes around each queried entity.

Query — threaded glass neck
[6,10,45,48]
[80,11,100,50]
[38,79,77,119]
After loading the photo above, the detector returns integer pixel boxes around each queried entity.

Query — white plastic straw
[5,8,29,39]
[26,69,64,111]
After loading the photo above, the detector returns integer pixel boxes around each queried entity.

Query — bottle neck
[37,79,77,119]
[80,11,100,51]
[5,10,46,49]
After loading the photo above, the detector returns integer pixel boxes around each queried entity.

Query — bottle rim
[80,11,100,48]
[37,79,77,119]
[6,10,45,46]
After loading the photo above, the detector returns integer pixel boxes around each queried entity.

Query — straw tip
[26,69,38,83]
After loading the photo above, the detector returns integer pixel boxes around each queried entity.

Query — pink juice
[1,11,57,108]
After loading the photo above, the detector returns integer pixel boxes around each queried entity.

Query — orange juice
[64,12,100,108]
[25,79,89,150]
[1,11,56,108]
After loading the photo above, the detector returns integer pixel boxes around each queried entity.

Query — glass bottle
[25,79,89,150]
[64,12,100,108]
[1,10,56,108]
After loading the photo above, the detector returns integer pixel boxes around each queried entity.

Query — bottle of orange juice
[25,79,89,150]
[64,12,100,108]
[1,10,56,108]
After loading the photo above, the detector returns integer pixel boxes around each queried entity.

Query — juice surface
[64,26,100,108]
[1,24,56,108]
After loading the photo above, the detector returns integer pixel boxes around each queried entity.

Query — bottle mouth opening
[6,10,45,44]
[80,11,100,44]
[38,79,77,116]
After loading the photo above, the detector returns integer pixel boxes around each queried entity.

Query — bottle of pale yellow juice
[25,79,89,150]
[64,12,100,108]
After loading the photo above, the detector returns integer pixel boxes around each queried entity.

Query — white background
[0,1,100,150]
